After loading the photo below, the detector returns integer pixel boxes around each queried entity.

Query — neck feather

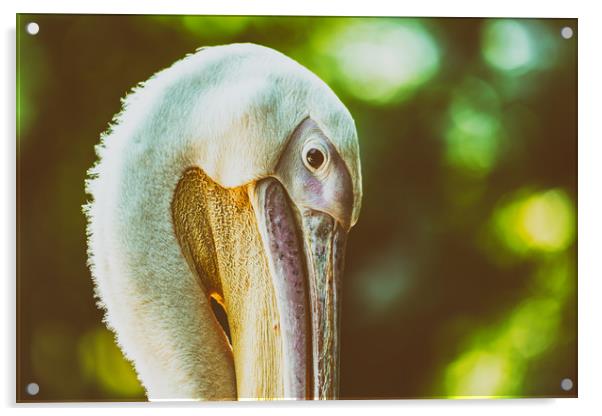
[86,138,239,400]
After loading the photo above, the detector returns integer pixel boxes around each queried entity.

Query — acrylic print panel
[16,14,577,402]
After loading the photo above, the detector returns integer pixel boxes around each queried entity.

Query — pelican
[84,43,362,401]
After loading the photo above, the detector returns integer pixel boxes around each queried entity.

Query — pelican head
[85,43,362,400]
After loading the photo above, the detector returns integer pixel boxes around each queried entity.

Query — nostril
[210,295,232,346]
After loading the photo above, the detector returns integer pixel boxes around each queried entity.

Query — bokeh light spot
[78,327,144,397]
[505,298,561,358]
[444,78,502,176]
[519,190,575,251]
[482,20,535,73]
[482,20,558,76]
[325,20,440,104]
[532,255,572,297]
[362,271,406,312]
[443,298,557,397]
[492,189,575,256]
[445,351,516,397]
[445,114,500,175]
[352,251,409,319]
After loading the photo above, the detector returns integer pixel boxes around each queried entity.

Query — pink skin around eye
[274,118,354,231]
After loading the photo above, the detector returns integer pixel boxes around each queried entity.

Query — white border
[3,1,601,416]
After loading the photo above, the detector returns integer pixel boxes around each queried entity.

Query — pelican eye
[306,148,325,170]
[302,141,329,174]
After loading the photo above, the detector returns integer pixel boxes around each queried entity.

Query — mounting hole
[560,378,574,391]
[26,22,40,36]
[561,26,573,39]
[26,382,39,396]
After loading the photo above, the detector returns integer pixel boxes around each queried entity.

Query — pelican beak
[252,178,346,400]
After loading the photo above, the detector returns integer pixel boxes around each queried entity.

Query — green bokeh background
[16,14,577,401]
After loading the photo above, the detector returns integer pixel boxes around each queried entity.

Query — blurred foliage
[78,327,145,397]
[16,15,576,401]
[311,19,440,104]
[442,254,574,397]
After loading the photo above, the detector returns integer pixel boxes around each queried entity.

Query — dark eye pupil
[306,148,325,169]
